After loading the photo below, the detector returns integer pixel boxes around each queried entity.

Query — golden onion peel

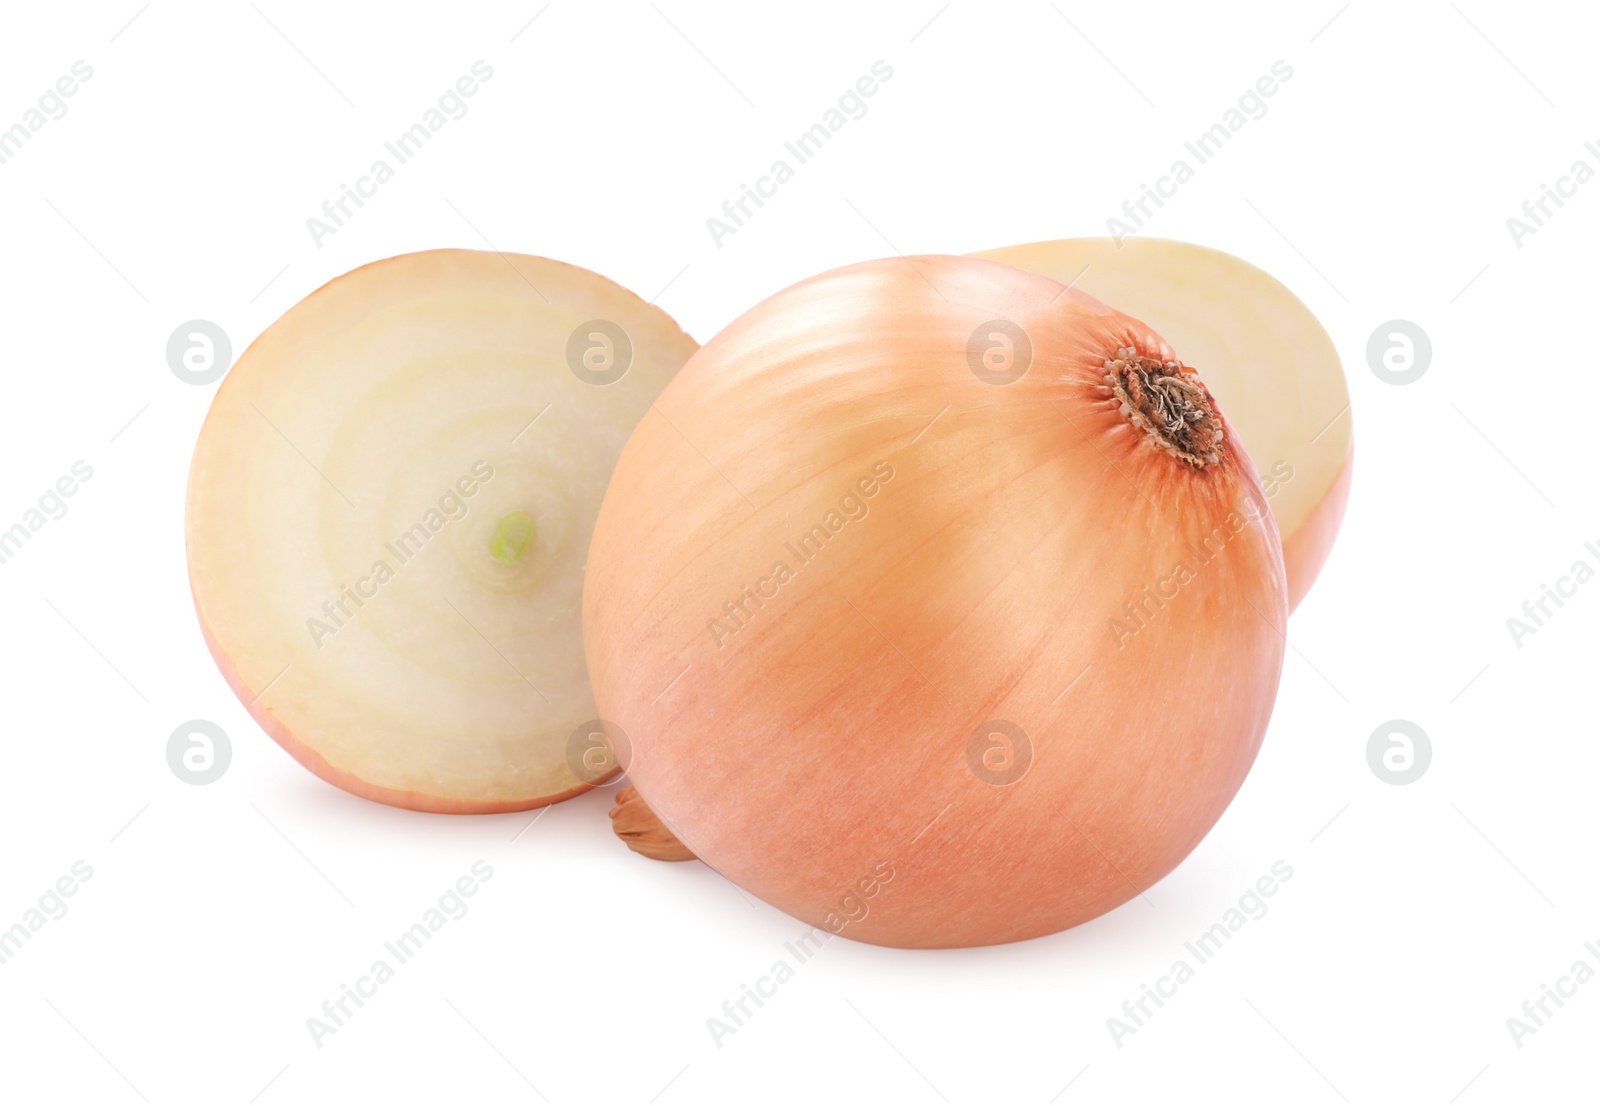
[584,254,1288,948]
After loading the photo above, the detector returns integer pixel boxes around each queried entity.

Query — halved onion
[585,255,1288,948]
[187,250,696,812]
[971,238,1352,609]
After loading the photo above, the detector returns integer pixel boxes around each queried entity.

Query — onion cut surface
[187,249,696,812]
[585,255,1288,948]
[972,237,1352,610]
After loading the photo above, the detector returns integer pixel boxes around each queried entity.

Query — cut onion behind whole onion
[584,255,1288,948]
[972,237,1352,610]
[187,250,696,812]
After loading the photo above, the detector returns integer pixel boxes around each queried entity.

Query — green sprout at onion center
[490,511,535,564]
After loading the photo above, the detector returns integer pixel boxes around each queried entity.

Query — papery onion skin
[972,237,1353,611]
[584,255,1287,949]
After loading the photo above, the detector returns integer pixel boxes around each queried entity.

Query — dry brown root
[610,786,697,861]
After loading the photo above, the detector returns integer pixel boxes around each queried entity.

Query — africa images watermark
[0,460,95,568]
[306,61,494,247]
[1107,60,1294,242]
[307,860,493,1048]
[0,60,94,169]
[1505,937,1600,1048]
[1504,537,1600,648]
[0,860,94,968]
[1107,859,1295,1047]
[1505,138,1600,248]
[706,859,896,1048]
[705,460,895,648]
[706,60,895,247]
[1107,460,1292,649]
[306,461,493,647]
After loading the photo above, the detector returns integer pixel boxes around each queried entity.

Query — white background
[1,1,1595,1103]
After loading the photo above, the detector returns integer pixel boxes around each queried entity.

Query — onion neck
[1104,348,1224,467]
